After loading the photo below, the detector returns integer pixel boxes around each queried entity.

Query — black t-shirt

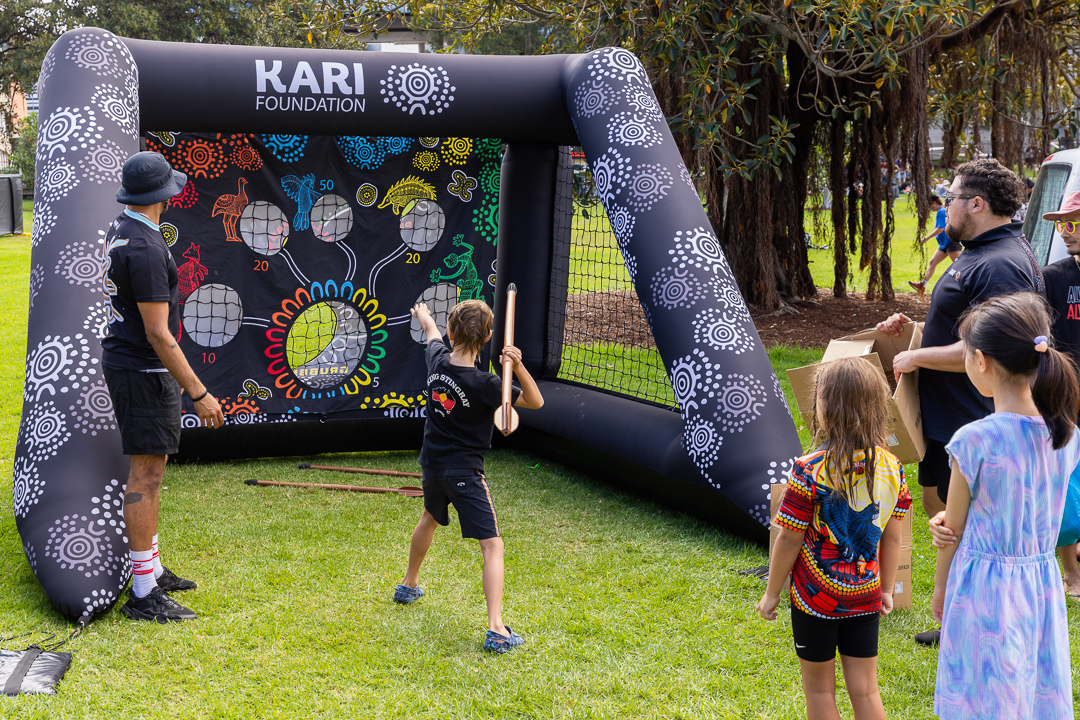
[920,222,1043,441]
[419,338,521,470]
[100,211,180,371]
[1042,257,1080,366]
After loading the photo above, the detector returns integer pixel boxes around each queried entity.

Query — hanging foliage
[276,0,1080,308]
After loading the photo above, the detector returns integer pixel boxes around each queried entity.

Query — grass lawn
[559,343,675,406]
[22,198,33,235]
[3,210,1080,718]
[806,194,951,294]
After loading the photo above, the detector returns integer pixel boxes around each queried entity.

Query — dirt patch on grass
[563,288,928,350]
[753,289,928,348]
[563,290,656,347]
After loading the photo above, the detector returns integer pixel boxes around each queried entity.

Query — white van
[1025,148,1080,266]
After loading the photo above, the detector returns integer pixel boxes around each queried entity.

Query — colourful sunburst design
[263,282,387,400]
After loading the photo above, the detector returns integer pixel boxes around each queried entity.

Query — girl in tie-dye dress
[932,293,1080,720]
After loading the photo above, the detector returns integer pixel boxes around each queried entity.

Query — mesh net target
[548,147,675,407]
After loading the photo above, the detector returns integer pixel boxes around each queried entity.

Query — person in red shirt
[757,357,911,720]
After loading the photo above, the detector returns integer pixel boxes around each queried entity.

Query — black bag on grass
[0,634,74,697]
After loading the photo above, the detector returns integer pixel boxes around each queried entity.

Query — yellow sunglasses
[1056,221,1079,234]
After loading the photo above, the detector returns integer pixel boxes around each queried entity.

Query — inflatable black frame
[16,29,803,622]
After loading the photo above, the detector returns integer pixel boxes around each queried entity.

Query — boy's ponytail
[959,292,1079,450]
[1033,347,1080,450]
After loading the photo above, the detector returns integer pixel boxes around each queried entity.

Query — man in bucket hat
[101,151,224,622]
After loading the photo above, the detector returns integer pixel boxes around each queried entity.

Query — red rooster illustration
[212,177,248,242]
[177,243,208,302]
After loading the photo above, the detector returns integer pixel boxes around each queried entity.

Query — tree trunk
[783,44,818,301]
[942,114,965,170]
[708,48,813,311]
[831,118,850,298]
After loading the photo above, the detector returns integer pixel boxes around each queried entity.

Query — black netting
[548,147,675,407]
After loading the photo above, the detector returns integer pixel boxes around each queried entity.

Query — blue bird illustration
[281,173,322,232]
[821,493,881,564]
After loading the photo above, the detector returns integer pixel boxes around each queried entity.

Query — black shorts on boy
[423,468,500,540]
[790,607,879,662]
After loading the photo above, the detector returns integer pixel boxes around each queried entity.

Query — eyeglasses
[942,193,980,207]
[1056,221,1079,234]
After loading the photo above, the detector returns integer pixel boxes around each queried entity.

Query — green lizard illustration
[431,234,483,301]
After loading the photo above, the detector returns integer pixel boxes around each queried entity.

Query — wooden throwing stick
[494,283,520,436]
[245,479,423,497]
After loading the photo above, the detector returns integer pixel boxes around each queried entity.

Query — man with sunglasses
[877,158,1042,646]
[1038,191,1080,601]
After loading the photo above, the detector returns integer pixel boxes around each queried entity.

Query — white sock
[152,534,163,579]
[131,549,157,598]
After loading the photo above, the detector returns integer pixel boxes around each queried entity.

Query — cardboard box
[891,510,914,610]
[769,483,914,610]
[785,322,926,464]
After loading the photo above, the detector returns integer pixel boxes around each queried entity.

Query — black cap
[116,151,188,206]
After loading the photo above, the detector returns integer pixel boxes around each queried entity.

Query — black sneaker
[121,586,197,623]
[157,566,197,593]
[914,628,940,647]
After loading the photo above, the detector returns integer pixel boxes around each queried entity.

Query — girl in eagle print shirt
[757,356,911,720]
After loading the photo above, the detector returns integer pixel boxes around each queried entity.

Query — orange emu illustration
[212,177,248,241]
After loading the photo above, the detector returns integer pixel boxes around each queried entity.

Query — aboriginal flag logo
[431,389,456,413]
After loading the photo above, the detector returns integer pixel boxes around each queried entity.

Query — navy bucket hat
[116,151,188,205]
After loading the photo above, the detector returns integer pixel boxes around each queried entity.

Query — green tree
[0,0,367,191]
[276,0,1079,310]
[0,1,361,136]
[8,110,36,194]
[1,1,99,110]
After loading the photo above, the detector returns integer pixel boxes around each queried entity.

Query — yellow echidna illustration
[147,131,176,146]
[378,176,437,215]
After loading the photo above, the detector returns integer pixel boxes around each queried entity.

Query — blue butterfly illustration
[281,173,322,232]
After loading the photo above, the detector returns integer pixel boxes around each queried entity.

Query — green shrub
[8,111,36,196]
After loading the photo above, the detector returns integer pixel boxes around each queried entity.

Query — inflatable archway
[16,29,803,622]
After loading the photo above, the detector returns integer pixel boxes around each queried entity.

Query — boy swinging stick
[394,292,543,653]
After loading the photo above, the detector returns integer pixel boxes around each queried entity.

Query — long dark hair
[958,292,1079,449]
[809,357,891,502]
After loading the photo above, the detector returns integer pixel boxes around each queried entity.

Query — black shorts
[918,437,951,503]
[422,468,500,540]
[103,367,181,456]
[790,606,879,662]
[936,237,962,254]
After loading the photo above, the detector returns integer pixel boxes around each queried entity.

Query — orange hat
[1043,190,1080,221]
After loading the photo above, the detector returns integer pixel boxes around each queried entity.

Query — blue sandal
[483,626,525,653]
[393,584,424,604]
